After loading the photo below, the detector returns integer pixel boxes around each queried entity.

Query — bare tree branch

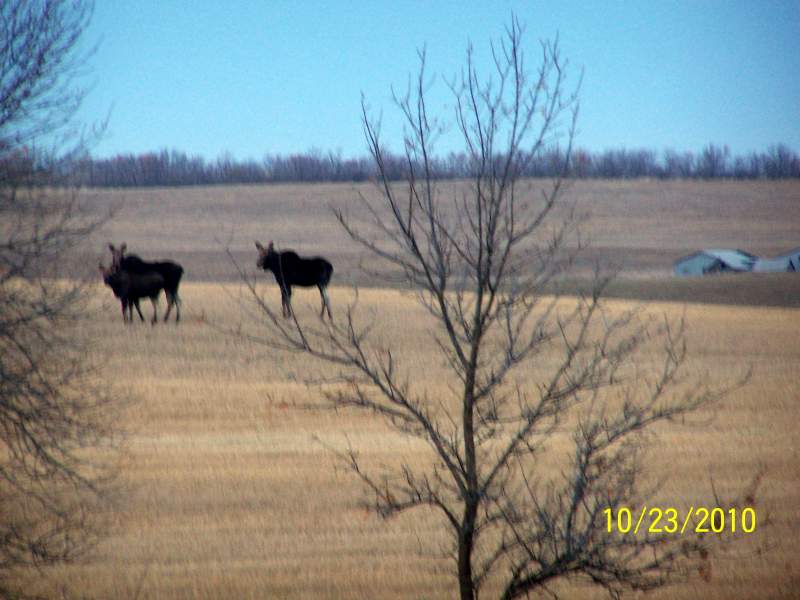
[1,2,122,596]
[238,15,748,600]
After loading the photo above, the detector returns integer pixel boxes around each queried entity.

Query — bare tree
[696,144,730,179]
[1,1,120,596]
[237,17,748,600]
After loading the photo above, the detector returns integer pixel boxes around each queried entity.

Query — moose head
[254,240,275,270]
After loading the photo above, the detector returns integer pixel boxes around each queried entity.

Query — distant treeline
[5,144,800,187]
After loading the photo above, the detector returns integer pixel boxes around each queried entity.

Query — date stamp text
[604,507,757,535]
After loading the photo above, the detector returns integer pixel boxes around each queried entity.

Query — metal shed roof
[701,249,757,271]
[753,248,800,272]
[674,249,756,273]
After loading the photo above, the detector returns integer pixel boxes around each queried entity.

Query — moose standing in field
[255,241,333,320]
[99,263,166,324]
[108,243,184,323]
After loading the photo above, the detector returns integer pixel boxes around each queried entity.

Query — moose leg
[121,300,129,323]
[280,285,292,318]
[150,297,159,325]
[163,291,174,322]
[174,292,180,323]
[325,288,333,321]
[166,291,180,323]
[133,299,145,322]
[319,285,333,320]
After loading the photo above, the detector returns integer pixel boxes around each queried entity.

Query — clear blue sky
[78,0,800,161]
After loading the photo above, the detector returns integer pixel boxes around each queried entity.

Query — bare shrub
[1,1,121,595]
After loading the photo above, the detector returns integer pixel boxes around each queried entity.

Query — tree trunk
[458,500,478,600]
[460,375,479,600]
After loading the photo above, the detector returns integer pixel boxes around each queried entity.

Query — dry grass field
[14,180,800,598]
[84,179,800,289]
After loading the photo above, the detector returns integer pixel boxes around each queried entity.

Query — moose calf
[100,264,165,324]
[109,243,183,322]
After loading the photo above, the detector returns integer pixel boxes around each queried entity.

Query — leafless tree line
[44,142,800,188]
[27,140,787,190]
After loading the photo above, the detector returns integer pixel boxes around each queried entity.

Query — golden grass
[15,281,800,599]
[13,179,800,597]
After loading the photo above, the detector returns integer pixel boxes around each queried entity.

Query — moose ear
[268,241,274,250]
[255,241,264,251]
[108,243,115,252]
[120,243,127,253]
